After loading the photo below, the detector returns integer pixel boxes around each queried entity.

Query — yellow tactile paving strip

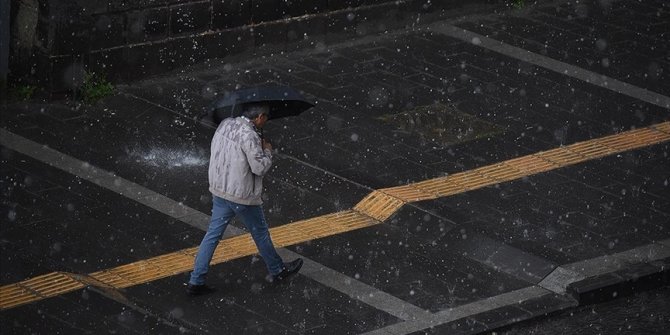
[354,191,405,221]
[1,121,669,310]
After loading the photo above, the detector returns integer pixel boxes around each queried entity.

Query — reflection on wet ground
[125,144,208,169]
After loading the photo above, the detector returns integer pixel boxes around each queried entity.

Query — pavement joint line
[464,234,558,285]
[563,241,670,278]
[428,23,670,109]
[1,122,669,314]
[537,266,586,295]
[281,249,433,322]
[432,285,554,322]
[0,128,426,320]
[365,238,670,335]
[538,238,670,296]
[362,286,558,335]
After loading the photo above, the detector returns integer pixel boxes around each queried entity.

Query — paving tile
[459,234,557,284]
[2,0,670,333]
[468,305,533,331]
[0,290,149,334]
[122,258,399,334]
[387,204,457,243]
[0,248,58,285]
[407,317,487,335]
[515,291,577,316]
[292,224,530,312]
[463,0,670,96]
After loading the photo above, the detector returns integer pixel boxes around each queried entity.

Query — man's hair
[242,103,269,119]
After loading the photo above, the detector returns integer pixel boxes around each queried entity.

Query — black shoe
[186,283,216,296]
[273,258,303,282]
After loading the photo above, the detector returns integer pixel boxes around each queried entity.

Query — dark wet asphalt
[1,0,669,334]
[493,285,670,335]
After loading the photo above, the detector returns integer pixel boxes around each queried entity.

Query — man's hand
[262,139,273,151]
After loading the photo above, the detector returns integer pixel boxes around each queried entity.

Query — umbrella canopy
[206,85,314,125]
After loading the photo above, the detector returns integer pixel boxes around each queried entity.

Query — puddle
[126,145,207,169]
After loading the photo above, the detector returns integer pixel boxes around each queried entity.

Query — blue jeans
[189,196,284,285]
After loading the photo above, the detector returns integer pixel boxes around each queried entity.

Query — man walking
[187,103,303,296]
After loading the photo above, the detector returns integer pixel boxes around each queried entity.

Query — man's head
[242,103,270,128]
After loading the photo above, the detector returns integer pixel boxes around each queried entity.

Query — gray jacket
[208,117,272,205]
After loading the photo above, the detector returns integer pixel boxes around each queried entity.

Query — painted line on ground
[282,249,432,322]
[0,128,428,321]
[0,128,211,232]
[428,23,670,109]
[362,286,563,335]
[1,122,669,316]
[539,240,670,295]
[563,241,670,279]
[362,239,670,335]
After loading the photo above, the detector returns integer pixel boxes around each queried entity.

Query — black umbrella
[205,85,314,125]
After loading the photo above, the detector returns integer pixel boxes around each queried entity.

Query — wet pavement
[494,285,670,335]
[1,0,669,334]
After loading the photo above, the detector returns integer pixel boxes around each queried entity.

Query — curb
[566,257,670,306]
[465,257,670,335]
